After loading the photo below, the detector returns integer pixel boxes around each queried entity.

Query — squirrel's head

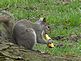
[36,18,50,33]
[36,18,54,48]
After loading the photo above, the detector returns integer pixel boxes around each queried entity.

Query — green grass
[0,0,81,57]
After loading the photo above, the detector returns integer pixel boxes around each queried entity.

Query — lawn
[0,0,81,57]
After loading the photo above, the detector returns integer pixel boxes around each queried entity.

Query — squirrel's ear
[39,17,46,22]
[43,18,46,22]
[36,17,46,24]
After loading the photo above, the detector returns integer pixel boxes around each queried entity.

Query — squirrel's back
[13,19,37,50]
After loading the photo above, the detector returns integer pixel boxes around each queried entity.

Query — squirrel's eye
[48,26,50,28]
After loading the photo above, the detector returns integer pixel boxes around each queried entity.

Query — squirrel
[0,10,54,50]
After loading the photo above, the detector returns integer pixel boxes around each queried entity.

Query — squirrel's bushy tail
[0,10,15,40]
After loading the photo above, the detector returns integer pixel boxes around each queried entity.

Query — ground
[0,0,81,61]
[0,37,81,61]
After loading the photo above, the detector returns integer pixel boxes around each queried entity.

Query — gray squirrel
[0,10,54,50]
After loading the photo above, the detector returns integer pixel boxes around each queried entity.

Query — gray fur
[13,20,36,50]
[12,19,49,50]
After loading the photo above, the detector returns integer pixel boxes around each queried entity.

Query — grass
[0,0,81,57]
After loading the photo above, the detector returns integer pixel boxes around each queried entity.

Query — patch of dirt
[52,34,81,42]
